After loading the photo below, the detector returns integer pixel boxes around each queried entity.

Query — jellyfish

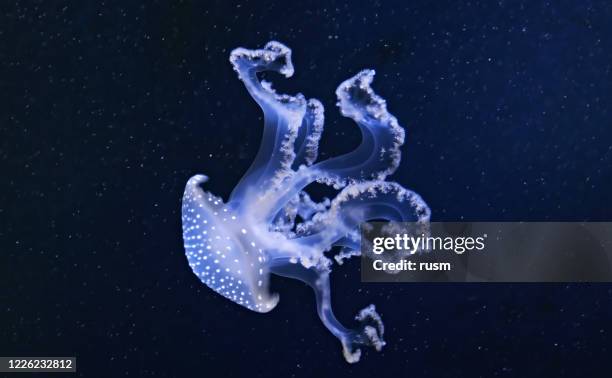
[181,41,430,363]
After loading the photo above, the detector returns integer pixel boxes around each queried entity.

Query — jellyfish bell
[181,41,430,362]
[182,174,279,313]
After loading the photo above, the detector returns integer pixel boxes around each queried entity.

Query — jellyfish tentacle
[261,69,408,218]
[333,247,361,265]
[294,181,430,252]
[272,195,299,235]
[314,69,405,187]
[270,257,385,363]
[229,42,307,202]
[293,99,325,168]
[229,41,297,106]
[295,191,330,219]
[329,180,431,226]
[272,191,330,236]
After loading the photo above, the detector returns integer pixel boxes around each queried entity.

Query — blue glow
[181,41,430,362]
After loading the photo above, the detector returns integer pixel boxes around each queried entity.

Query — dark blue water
[2,1,611,377]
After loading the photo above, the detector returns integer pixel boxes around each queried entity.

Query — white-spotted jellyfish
[181,41,430,363]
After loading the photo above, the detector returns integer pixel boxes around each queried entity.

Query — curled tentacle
[270,257,385,363]
[229,42,307,202]
[314,70,405,186]
[295,181,430,254]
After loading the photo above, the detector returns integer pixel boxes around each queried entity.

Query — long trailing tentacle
[270,257,385,363]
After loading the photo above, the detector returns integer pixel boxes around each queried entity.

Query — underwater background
[2,1,612,377]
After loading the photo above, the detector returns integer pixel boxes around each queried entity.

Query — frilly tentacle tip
[356,304,384,338]
[340,304,386,363]
[306,98,324,113]
[263,41,294,77]
[229,41,294,78]
[335,69,396,124]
